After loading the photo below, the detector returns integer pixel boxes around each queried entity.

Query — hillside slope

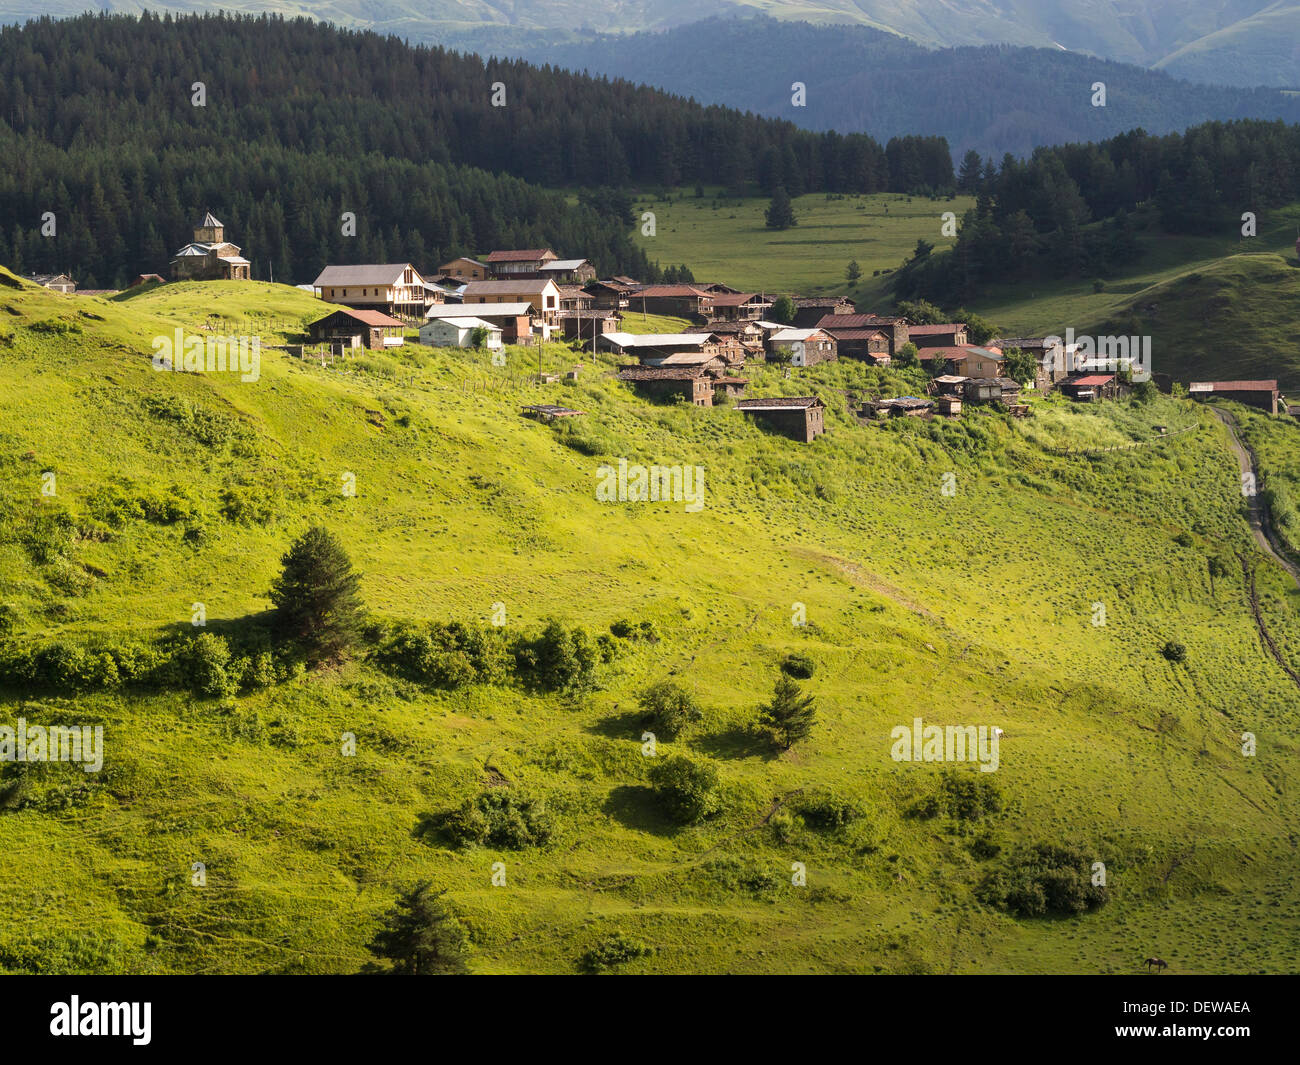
[0,270,1297,973]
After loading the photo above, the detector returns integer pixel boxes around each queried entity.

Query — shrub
[637,680,703,740]
[374,620,510,689]
[515,618,599,692]
[184,633,237,698]
[648,754,720,824]
[433,790,554,849]
[977,842,1108,917]
[1161,640,1187,664]
[781,652,815,679]
[798,790,863,830]
[579,931,652,973]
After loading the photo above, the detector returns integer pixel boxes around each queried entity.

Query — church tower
[194,211,225,245]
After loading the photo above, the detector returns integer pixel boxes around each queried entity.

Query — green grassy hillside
[634,190,968,298]
[0,270,1297,974]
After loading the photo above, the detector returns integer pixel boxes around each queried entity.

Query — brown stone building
[170,212,251,281]
[308,308,406,350]
[735,396,827,442]
[791,297,855,328]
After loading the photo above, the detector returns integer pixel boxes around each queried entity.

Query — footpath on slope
[1210,406,1300,692]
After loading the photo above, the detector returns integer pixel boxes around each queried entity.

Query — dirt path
[1210,407,1300,587]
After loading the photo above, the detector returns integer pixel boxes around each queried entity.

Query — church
[169,212,251,281]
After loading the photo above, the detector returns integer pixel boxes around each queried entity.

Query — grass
[634,189,972,298]
[0,268,1298,974]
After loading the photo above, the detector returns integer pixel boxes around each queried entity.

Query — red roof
[918,347,970,361]
[1069,374,1116,386]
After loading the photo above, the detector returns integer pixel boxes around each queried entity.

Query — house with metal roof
[311,263,430,319]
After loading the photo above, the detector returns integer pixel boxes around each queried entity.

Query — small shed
[522,404,585,422]
[735,396,827,442]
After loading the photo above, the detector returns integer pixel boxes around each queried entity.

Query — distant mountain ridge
[1,1,1299,87]
[507,17,1300,159]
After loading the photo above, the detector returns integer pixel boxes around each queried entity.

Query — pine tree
[367,883,470,975]
[269,526,364,659]
[846,259,861,282]
[765,186,797,230]
[760,676,817,750]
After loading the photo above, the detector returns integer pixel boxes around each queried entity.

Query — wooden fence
[1047,423,1198,456]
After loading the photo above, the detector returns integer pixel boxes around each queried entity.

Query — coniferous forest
[3,12,1300,295]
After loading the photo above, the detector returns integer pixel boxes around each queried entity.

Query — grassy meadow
[0,270,1298,974]
[634,189,971,299]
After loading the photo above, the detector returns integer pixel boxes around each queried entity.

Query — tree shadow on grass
[602,784,677,836]
[692,724,779,762]
[585,706,646,741]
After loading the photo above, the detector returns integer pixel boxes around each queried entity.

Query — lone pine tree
[270,525,364,659]
[760,675,817,749]
[367,882,470,975]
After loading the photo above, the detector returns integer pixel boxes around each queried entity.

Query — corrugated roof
[316,307,406,328]
[463,280,555,297]
[1068,374,1116,386]
[425,302,532,319]
[602,332,711,347]
[540,259,590,271]
[485,249,555,262]
[313,264,413,287]
[1191,380,1278,391]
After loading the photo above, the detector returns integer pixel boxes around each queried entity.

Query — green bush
[1161,640,1187,663]
[433,790,554,849]
[374,620,511,689]
[977,842,1108,917]
[798,790,863,830]
[515,618,599,692]
[648,754,720,824]
[580,931,652,973]
[781,652,815,679]
[637,680,703,739]
[184,633,238,698]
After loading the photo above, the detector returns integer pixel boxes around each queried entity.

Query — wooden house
[1189,380,1279,414]
[313,263,429,319]
[963,377,1021,405]
[735,396,827,442]
[792,297,855,328]
[918,347,969,374]
[438,257,490,282]
[703,320,765,359]
[708,292,772,321]
[308,308,406,350]
[626,284,714,321]
[462,279,561,328]
[816,313,909,354]
[767,328,838,367]
[425,302,534,344]
[584,280,636,311]
[485,249,558,278]
[129,273,166,288]
[1060,374,1126,402]
[937,395,963,417]
[539,258,597,283]
[909,323,968,348]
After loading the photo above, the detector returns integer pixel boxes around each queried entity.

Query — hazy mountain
[2,1,1299,86]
